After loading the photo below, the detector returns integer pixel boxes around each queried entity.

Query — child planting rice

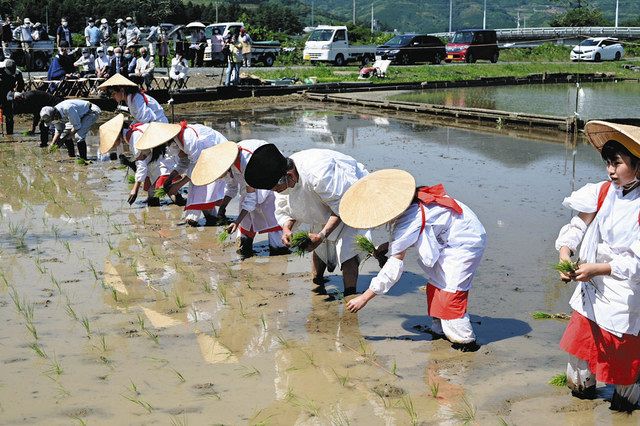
[555,120,640,412]
[339,169,487,352]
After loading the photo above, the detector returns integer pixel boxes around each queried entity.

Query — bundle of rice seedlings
[531,311,570,320]
[75,158,87,165]
[548,373,567,387]
[290,231,310,257]
[127,175,135,185]
[218,230,230,243]
[154,187,167,198]
[355,235,375,255]
[49,144,59,153]
[553,260,579,274]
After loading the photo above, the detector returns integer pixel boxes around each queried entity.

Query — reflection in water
[388,82,640,120]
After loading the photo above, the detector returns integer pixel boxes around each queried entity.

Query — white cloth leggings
[567,356,640,404]
[235,228,284,248]
[430,314,476,344]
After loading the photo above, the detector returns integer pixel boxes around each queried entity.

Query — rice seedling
[217,230,230,244]
[429,381,440,398]
[553,260,579,274]
[75,158,87,166]
[137,314,146,330]
[127,175,136,185]
[87,261,98,280]
[9,286,25,315]
[25,317,38,340]
[122,393,153,413]
[170,368,186,383]
[153,187,167,198]
[275,334,292,349]
[331,368,349,387]
[50,273,61,293]
[453,396,476,424]
[111,289,119,303]
[391,359,398,376]
[49,143,59,153]
[239,365,261,378]
[62,240,71,253]
[46,353,63,376]
[97,333,108,353]
[549,373,567,387]
[290,231,311,256]
[144,329,160,345]
[34,257,46,274]
[65,300,78,321]
[169,412,188,426]
[201,281,212,294]
[238,299,247,318]
[174,293,186,309]
[287,393,320,417]
[299,348,317,367]
[80,315,91,338]
[397,395,418,425]
[54,381,71,399]
[531,311,570,320]
[498,417,509,426]
[328,406,350,426]
[105,239,114,251]
[7,221,28,250]
[355,235,375,256]
[260,314,267,330]
[51,225,60,241]
[29,342,47,358]
[70,415,87,426]
[0,271,8,288]
[217,284,228,305]
[358,339,375,359]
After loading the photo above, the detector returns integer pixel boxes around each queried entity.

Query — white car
[571,37,624,62]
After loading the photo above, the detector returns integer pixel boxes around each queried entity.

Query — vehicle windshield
[205,25,225,38]
[578,39,599,47]
[451,32,473,44]
[308,29,334,42]
[384,35,413,46]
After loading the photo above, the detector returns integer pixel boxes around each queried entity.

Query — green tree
[549,0,610,27]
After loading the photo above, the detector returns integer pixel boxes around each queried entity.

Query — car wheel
[594,52,601,62]
[334,54,345,66]
[465,52,475,63]
[490,52,499,63]
[263,54,275,67]
[444,59,451,63]
[361,54,372,66]
[615,51,621,61]
[431,53,442,65]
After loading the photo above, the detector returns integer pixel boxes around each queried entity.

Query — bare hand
[226,223,238,234]
[346,295,369,313]
[558,256,574,283]
[574,263,608,282]
[127,192,138,205]
[281,229,292,246]
[306,233,324,252]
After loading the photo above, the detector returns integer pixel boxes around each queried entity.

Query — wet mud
[1,104,638,424]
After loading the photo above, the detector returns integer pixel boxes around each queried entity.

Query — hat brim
[135,122,181,151]
[99,113,125,154]
[243,143,287,190]
[97,73,138,90]
[585,120,640,159]
[191,141,239,186]
[339,169,416,229]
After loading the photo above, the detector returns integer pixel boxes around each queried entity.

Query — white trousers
[430,314,476,344]
[567,356,640,404]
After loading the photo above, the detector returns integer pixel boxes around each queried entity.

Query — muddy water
[387,81,640,120]
[1,107,638,425]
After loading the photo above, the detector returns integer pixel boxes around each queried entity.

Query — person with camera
[224,34,242,86]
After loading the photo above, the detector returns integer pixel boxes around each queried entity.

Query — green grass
[549,373,568,387]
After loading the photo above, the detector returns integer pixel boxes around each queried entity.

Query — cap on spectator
[23,18,31,24]
[101,18,107,24]
[81,47,90,53]
[116,18,123,24]
[97,46,104,52]
[107,46,115,52]
[4,59,16,76]
[34,22,41,27]
[88,17,94,22]
[125,17,133,22]
[61,18,68,24]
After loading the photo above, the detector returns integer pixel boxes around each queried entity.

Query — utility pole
[353,0,356,24]
[483,0,486,29]
[449,0,452,32]
[311,0,314,27]
[517,10,520,29]
[215,3,219,23]
[371,4,374,32]
[615,0,619,28]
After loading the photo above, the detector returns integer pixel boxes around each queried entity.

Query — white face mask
[115,53,121,58]
[62,22,67,27]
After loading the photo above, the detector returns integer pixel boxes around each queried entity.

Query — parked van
[445,29,498,63]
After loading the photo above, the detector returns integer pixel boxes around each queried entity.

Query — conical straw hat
[339,169,416,229]
[97,73,138,90]
[584,120,640,159]
[98,113,125,154]
[135,122,181,151]
[191,141,239,186]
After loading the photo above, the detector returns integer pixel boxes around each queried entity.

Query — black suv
[445,29,499,63]
[376,34,446,65]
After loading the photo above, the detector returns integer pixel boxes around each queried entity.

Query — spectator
[124,17,140,47]
[116,18,126,49]
[56,17,72,48]
[74,47,96,76]
[84,18,101,50]
[47,42,77,80]
[14,18,33,68]
[0,59,25,134]
[158,29,168,68]
[106,45,114,62]
[94,46,110,78]
[224,35,242,86]
[211,28,224,65]
[239,27,252,67]
[146,23,159,57]
[189,27,206,67]
[13,90,62,146]
[132,46,154,89]
[32,23,48,41]
[2,16,12,59]
[125,47,137,75]
[109,47,128,77]
[169,52,188,87]
[99,18,112,51]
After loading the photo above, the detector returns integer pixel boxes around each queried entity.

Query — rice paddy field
[1,103,639,425]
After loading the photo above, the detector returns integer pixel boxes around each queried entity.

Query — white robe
[126,92,168,124]
[121,123,177,185]
[275,149,368,270]
[556,181,640,337]
[222,139,279,233]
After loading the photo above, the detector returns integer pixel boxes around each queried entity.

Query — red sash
[234,146,253,171]
[415,184,463,234]
[125,122,145,142]
[177,120,198,146]
[596,180,640,225]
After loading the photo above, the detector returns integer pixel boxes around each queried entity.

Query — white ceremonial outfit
[370,200,486,344]
[126,92,168,124]
[275,149,368,271]
[556,181,640,397]
[223,139,284,247]
[172,123,227,213]
[52,99,101,142]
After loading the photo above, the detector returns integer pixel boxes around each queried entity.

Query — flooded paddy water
[1,102,639,425]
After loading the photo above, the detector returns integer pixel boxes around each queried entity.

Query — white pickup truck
[303,25,376,66]
[203,22,281,67]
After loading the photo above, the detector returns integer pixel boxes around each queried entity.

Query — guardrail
[429,26,640,41]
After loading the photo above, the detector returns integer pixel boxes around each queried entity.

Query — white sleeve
[609,240,640,281]
[369,256,404,295]
[555,215,588,252]
[311,162,355,216]
[135,157,148,183]
[274,193,293,226]
[223,173,239,199]
[562,182,603,213]
[240,190,257,212]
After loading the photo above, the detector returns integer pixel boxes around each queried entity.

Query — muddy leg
[341,255,359,297]
[311,251,328,293]
[237,235,255,260]
[566,356,596,399]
